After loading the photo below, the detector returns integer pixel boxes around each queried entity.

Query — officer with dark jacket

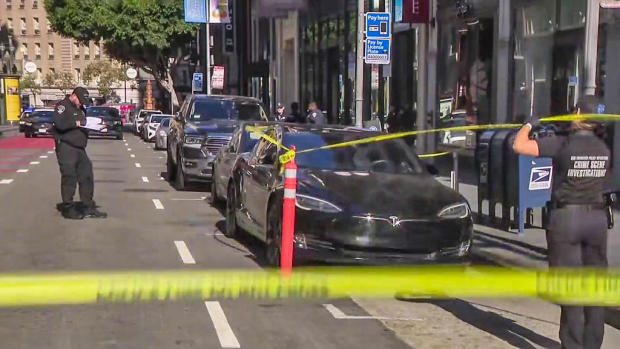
[53,87,107,219]
[513,95,610,349]
[306,101,327,125]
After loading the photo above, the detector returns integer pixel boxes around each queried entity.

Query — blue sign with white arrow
[366,12,391,39]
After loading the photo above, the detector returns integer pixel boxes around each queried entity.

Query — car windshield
[190,100,263,121]
[282,132,424,174]
[87,107,120,119]
[162,118,171,127]
[29,111,54,120]
[150,115,164,123]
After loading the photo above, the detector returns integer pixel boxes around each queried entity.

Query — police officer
[306,101,327,125]
[513,95,610,349]
[53,87,107,219]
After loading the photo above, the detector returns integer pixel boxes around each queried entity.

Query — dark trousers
[547,206,608,349]
[55,141,94,208]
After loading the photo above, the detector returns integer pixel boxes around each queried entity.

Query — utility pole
[205,0,212,95]
[355,0,365,127]
[584,0,601,96]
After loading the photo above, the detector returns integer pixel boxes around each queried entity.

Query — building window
[73,42,80,59]
[48,43,54,60]
[21,43,28,60]
[19,0,24,9]
[74,68,81,82]
[6,0,12,10]
[47,20,52,33]
[33,17,40,35]
[94,44,101,59]
[36,68,42,80]
[33,0,38,9]
[35,43,41,60]
[83,45,90,60]
[7,18,13,33]
[49,67,55,74]
[20,17,26,35]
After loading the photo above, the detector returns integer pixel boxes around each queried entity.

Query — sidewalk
[0,125,19,138]
[433,154,620,329]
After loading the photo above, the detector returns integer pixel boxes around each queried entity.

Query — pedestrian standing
[275,103,286,121]
[53,87,107,219]
[513,95,610,349]
[306,101,327,125]
[286,102,305,123]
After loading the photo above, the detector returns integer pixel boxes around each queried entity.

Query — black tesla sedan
[21,109,56,138]
[210,121,271,205]
[225,124,474,266]
[86,107,124,140]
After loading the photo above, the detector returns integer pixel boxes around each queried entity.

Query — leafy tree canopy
[44,70,76,95]
[19,74,42,97]
[83,61,126,99]
[45,0,197,81]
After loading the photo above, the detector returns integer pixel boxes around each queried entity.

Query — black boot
[83,205,108,219]
[61,204,85,220]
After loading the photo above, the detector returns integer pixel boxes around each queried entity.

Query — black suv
[167,94,269,190]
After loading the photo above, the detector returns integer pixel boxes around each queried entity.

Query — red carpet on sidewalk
[0,135,55,149]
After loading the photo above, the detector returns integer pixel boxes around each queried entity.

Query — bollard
[281,146,297,274]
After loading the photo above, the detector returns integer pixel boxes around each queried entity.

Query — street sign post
[363,11,391,65]
[192,73,204,93]
[365,38,391,65]
[365,12,391,38]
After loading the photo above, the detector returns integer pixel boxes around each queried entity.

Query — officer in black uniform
[53,87,107,219]
[513,95,610,349]
[306,101,327,125]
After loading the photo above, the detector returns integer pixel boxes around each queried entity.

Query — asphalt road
[0,131,409,349]
[1,129,619,349]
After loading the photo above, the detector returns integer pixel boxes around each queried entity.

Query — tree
[44,70,76,96]
[83,61,126,101]
[45,0,198,107]
[19,74,42,103]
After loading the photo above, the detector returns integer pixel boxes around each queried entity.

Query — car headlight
[19,121,25,125]
[437,203,470,219]
[295,194,342,213]
[114,121,122,125]
[25,122,32,126]
[185,136,204,144]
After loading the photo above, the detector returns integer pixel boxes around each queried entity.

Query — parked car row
[19,106,124,140]
[132,94,474,267]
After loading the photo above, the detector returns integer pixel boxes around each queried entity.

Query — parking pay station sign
[364,12,391,65]
[192,73,204,92]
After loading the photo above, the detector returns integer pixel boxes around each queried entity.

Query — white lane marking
[30,161,40,165]
[130,154,136,158]
[322,304,422,321]
[152,199,164,210]
[0,179,14,184]
[174,240,196,264]
[205,301,240,348]
[40,155,48,159]
[127,148,132,151]
[142,176,150,183]
[47,150,54,154]
[160,177,165,180]
[170,197,207,201]
[16,169,29,173]
[135,163,141,168]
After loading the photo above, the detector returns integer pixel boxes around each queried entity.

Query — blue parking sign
[365,38,391,65]
[366,12,391,38]
[193,73,204,92]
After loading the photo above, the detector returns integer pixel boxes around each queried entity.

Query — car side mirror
[426,164,439,176]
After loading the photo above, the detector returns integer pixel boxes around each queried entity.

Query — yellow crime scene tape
[248,113,620,164]
[0,266,619,307]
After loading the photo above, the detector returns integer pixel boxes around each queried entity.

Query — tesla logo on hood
[389,216,401,227]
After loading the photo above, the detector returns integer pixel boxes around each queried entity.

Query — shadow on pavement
[408,299,560,349]
[473,234,548,263]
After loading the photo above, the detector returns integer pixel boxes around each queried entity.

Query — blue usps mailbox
[192,73,203,93]
[517,155,553,234]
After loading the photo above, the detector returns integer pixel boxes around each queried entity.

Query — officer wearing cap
[513,95,610,349]
[53,87,107,219]
[306,101,327,125]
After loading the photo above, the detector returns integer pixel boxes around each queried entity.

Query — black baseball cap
[72,87,91,106]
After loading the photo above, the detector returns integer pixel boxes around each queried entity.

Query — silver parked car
[154,117,172,150]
